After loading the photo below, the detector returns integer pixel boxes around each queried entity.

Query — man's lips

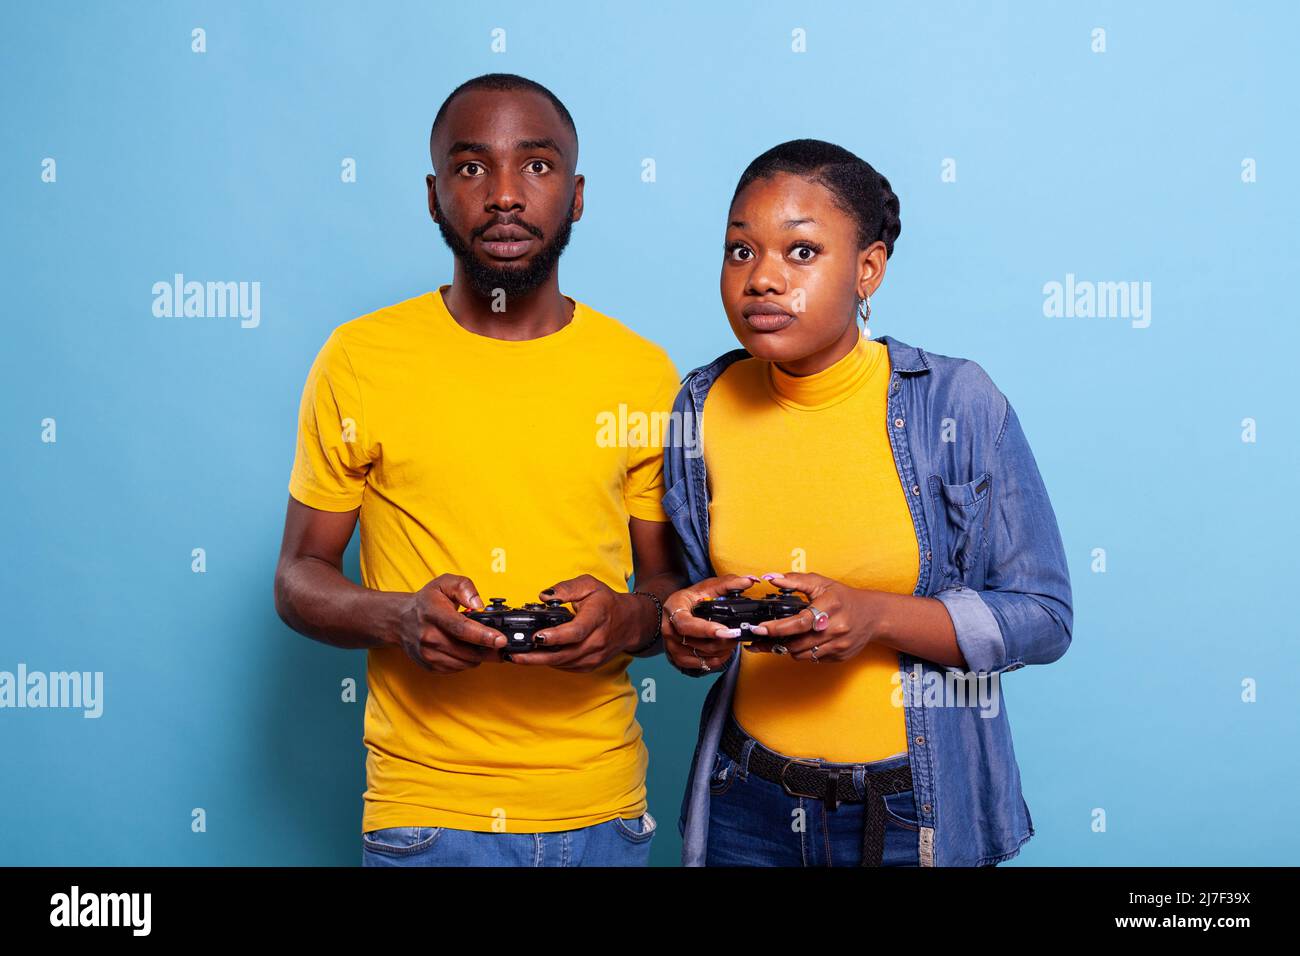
[741,303,795,332]
[480,238,534,259]
[479,224,536,260]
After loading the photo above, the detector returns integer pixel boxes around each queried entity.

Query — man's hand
[507,574,656,673]
[394,574,506,673]
[661,574,762,676]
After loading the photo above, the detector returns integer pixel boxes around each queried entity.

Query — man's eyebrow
[446,141,490,157]
[727,218,818,229]
[516,137,564,156]
[446,138,565,159]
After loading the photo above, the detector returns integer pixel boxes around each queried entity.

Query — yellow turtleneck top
[702,330,918,762]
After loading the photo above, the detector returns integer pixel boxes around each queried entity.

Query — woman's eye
[727,244,752,262]
[791,244,818,262]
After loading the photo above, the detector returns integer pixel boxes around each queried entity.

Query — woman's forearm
[863,589,966,668]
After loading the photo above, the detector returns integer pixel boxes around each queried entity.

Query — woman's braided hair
[731,139,901,258]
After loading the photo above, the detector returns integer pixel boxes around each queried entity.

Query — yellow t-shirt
[704,331,918,763]
[287,287,680,833]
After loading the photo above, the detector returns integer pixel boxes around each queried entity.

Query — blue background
[2,0,1295,866]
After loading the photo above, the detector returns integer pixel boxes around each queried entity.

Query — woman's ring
[808,605,829,629]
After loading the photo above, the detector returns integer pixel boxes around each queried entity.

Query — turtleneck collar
[766,330,886,411]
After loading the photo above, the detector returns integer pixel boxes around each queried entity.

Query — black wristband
[630,590,663,653]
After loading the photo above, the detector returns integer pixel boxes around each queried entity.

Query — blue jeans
[361,812,656,867]
[704,721,922,867]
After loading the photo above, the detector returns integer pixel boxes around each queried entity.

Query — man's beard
[435,193,575,300]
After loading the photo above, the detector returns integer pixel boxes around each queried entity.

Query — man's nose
[485,168,524,213]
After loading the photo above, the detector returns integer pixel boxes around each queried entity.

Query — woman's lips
[742,311,795,332]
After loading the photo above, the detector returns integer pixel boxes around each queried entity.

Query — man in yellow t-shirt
[273,73,683,866]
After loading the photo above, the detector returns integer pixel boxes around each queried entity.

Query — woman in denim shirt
[660,139,1072,867]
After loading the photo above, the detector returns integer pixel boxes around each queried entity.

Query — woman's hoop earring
[857,295,871,325]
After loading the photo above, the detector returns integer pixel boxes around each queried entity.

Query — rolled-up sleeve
[936,398,1073,676]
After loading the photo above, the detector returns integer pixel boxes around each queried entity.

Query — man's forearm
[274,556,406,651]
[626,570,686,656]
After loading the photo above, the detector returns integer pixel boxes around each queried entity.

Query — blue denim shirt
[661,334,1073,866]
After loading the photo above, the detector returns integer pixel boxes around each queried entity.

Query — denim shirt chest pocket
[926,472,992,591]
[662,475,688,522]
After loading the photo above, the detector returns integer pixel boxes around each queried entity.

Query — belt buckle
[778,758,825,800]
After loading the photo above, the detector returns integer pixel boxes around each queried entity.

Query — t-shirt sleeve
[624,349,682,523]
[287,329,373,512]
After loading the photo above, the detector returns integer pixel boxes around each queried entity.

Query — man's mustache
[472,218,544,240]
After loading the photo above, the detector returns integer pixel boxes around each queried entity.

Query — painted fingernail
[716,628,742,638]
[761,573,777,581]
[750,626,768,636]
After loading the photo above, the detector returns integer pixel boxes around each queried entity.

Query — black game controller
[464,598,574,653]
[692,587,810,635]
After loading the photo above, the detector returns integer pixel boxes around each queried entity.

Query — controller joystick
[464,597,574,654]
[691,585,810,638]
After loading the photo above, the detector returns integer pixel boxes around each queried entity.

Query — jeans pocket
[362,825,443,857]
[880,789,922,867]
[612,811,658,844]
[882,789,921,832]
[708,751,739,796]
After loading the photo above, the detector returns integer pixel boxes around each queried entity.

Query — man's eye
[526,160,551,174]
[460,162,486,177]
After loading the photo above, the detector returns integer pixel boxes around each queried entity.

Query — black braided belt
[721,713,914,867]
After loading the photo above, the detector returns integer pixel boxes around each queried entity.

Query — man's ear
[426,173,438,221]
[569,173,585,224]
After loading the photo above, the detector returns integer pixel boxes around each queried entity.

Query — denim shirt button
[911,484,920,496]
[925,550,932,560]
[894,417,905,428]
[915,736,926,745]
[923,804,932,813]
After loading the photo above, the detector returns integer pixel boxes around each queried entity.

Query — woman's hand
[747,572,884,663]
[662,574,761,676]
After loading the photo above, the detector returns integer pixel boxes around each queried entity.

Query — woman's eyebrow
[728,218,819,229]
